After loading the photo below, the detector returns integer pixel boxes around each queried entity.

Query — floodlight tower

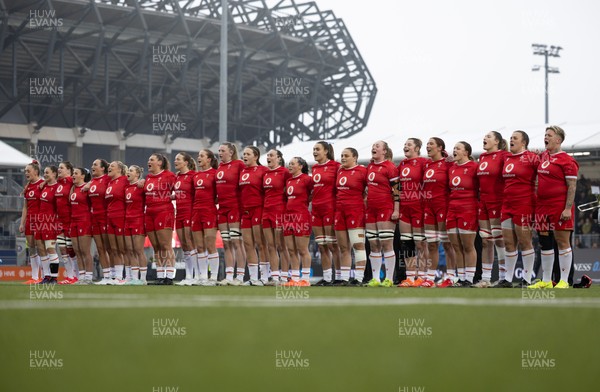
[532,44,562,124]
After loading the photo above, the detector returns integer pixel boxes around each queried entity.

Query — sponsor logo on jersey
[42,192,47,198]
[175,181,181,189]
[196,179,204,187]
[90,185,97,193]
[504,163,514,173]
[425,169,434,179]
[70,193,76,201]
[56,185,63,193]
[541,161,550,169]
[402,167,411,177]
[478,161,488,171]
[146,183,154,191]
[126,192,132,200]
[28,191,34,197]
[241,173,250,181]
[451,176,461,186]
[313,173,321,183]
[265,177,272,185]
[106,186,112,194]
[339,176,347,186]
[287,186,294,195]
[217,171,224,180]
[368,172,376,181]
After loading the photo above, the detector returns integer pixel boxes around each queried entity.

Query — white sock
[183,251,192,280]
[166,267,176,279]
[236,267,245,281]
[522,249,535,283]
[259,262,270,281]
[157,266,165,279]
[110,267,116,279]
[69,256,78,278]
[406,270,416,280]
[504,250,518,282]
[249,264,259,281]
[354,266,365,282]
[323,268,332,282]
[102,268,111,279]
[208,253,219,280]
[291,269,300,282]
[541,250,554,282]
[198,252,209,280]
[125,266,132,280]
[457,267,465,280]
[225,267,234,281]
[30,255,41,280]
[114,265,124,280]
[85,271,93,282]
[140,267,148,281]
[383,251,395,282]
[131,267,139,280]
[370,252,382,282]
[482,263,493,281]
[61,254,72,279]
[558,248,572,283]
[271,270,280,280]
[335,270,342,280]
[41,255,50,277]
[301,267,311,281]
[341,266,351,281]
[79,270,85,280]
[426,269,436,281]
[465,267,476,283]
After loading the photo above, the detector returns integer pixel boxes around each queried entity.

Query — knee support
[220,230,230,242]
[229,228,242,241]
[365,230,378,241]
[378,229,395,241]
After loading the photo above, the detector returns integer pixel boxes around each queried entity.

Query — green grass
[1,283,600,392]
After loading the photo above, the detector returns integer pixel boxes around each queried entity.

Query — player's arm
[561,178,577,220]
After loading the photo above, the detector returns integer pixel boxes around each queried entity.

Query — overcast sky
[312,0,600,137]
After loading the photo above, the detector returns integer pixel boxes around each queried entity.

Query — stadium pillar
[69,127,83,166]
[219,0,228,142]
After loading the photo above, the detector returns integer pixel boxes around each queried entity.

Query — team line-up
[20,125,577,289]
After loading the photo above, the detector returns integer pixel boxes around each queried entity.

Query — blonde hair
[546,125,566,143]
[113,161,127,176]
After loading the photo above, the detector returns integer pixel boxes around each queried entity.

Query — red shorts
[70,220,92,237]
[365,206,394,224]
[535,204,575,232]
[311,204,335,227]
[334,207,365,231]
[34,214,60,240]
[283,210,312,237]
[399,202,423,228]
[423,202,448,227]
[446,206,478,232]
[125,217,145,236]
[176,208,192,230]
[478,199,503,221]
[145,210,175,232]
[262,205,285,229]
[91,214,107,236]
[217,206,241,226]
[107,215,126,235]
[57,217,70,237]
[501,199,535,226]
[241,206,263,229]
[24,216,35,236]
[191,209,218,231]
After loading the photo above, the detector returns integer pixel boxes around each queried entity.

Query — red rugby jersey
[88,174,109,216]
[174,170,196,215]
[239,165,268,209]
[537,151,579,205]
[192,168,217,213]
[24,178,44,217]
[125,181,145,220]
[449,161,479,201]
[70,183,92,222]
[311,160,340,208]
[423,158,452,204]
[366,160,398,210]
[54,176,73,222]
[144,170,176,214]
[285,173,313,212]
[105,175,128,218]
[398,157,428,203]
[263,166,290,208]
[215,160,245,209]
[502,151,539,203]
[336,165,367,209]
[477,150,509,202]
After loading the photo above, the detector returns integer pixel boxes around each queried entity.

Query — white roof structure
[0,139,33,168]
[278,122,600,164]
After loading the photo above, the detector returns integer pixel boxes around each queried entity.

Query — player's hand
[391,210,399,220]
[19,223,24,233]
[560,208,571,221]
[137,179,145,188]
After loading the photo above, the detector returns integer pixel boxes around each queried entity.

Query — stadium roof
[0,0,376,148]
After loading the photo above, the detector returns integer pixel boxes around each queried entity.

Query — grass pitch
[1,283,599,392]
